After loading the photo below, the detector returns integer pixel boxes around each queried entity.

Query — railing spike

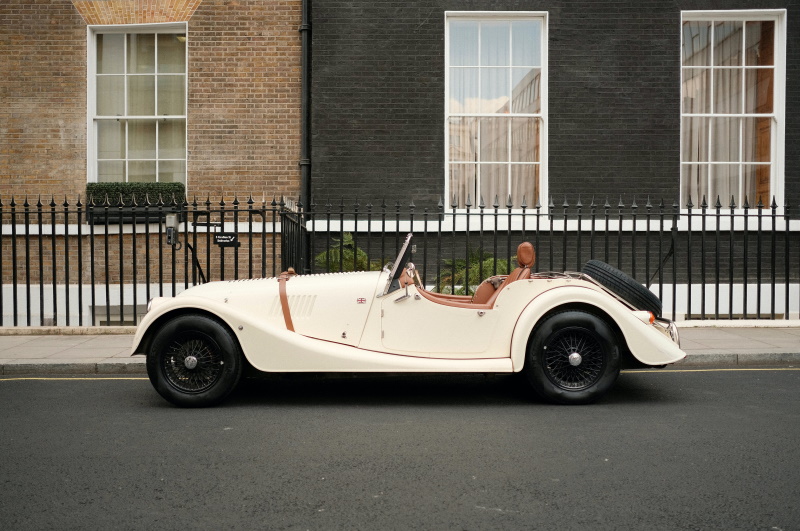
[493,195,500,209]
[700,195,708,209]
[771,196,779,210]
[479,195,485,209]
[562,195,569,208]
[631,196,638,209]
[729,195,737,209]
[548,196,555,209]
[645,195,652,209]
[576,195,583,209]
[521,195,528,209]
[465,194,472,208]
[507,194,513,209]
[618,195,625,208]
[756,196,764,209]
[743,195,750,209]
[714,195,722,209]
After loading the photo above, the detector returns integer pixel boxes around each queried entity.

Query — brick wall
[0,0,302,201]
[0,0,88,199]
[311,0,799,212]
[187,0,302,200]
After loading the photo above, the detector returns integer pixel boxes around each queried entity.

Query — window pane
[449,164,477,207]
[96,76,124,115]
[158,34,186,73]
[449,21,478,66]
[480,117,509,162]
[681,163,708,206]
[711,117,740,162]
[159,160,186,184]
[682,117,710,162]
[128,161,157,182]
[97,161,125,183]
[157,75,185,115]
[510,165,538,208]
[511,118,539,162]
[449,67,479,113]
[128,120,157,159]
[97,34,124,74]
[745,68,773,114]
[97,121,125,159]
[745,21,774,66]
[511,68,540,113]
[511,20,541,67]
[128,76,155,115]
[742,117,771,163]
[714,21,742,66]
[158,119,186,159]
[480,164,508,205]
[743,164,770,202]
[481,22,509,66]
[682,68,710,114]
[682,21,711,66]
[710,164,739,204]
[480,67,509,113]
[713,68,742,114]
[127,34,155,73]
[448,117,478,162]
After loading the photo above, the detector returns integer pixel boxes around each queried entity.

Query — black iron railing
[0,194,798,326]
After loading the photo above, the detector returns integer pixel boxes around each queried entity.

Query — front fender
[131,294,277,358]
[510,286,686,371]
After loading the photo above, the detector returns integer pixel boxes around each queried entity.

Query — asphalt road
[1,368,798,530]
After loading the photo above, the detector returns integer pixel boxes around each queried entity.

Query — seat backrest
[471,242,535,305]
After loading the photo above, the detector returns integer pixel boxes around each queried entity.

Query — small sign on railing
[214,233,240,248]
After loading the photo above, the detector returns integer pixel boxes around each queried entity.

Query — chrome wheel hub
[568,352,582,366]
[184,355,198,370]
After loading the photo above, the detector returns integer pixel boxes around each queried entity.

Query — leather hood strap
[278,271,295,332]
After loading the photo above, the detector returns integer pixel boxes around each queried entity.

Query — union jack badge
[356,298,367,304]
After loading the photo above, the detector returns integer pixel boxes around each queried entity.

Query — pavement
[0,323,799,375]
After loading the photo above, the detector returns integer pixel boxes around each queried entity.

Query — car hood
[176,270,386,347]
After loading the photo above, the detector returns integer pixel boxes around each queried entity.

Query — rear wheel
[146,314,243,407]
[525,311,620,405]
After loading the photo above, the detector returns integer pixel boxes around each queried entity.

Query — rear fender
[510,286,686,371]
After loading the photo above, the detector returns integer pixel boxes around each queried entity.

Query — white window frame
[680,10,787,211]
[86,23,189,186]
[444,11,549,210]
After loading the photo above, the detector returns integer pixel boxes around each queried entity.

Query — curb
[0,327,136,336]
[1,359,147,376]
[2,354,798,376]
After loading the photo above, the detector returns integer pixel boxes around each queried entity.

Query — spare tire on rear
[582,260,662,317]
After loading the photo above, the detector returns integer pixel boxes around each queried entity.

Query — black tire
[582,259,662,317]
[146,314,243,407]
[525,311,621,405]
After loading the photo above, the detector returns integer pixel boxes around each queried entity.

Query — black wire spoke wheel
[162,332,224,393]
[147,314,243,407]
[543,327,606,391]
[525,310,621,405]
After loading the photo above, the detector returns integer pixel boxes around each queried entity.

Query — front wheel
[524,311,620,405]
[146,314,243,407]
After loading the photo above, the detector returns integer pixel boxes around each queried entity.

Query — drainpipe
[299,0,311,209]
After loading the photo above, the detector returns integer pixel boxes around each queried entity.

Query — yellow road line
[623,367,800,373]
[0,377,147,381]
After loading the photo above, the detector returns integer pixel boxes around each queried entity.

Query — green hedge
[86,182,186,206]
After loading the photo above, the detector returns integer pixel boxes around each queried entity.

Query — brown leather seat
[471,242,535,305]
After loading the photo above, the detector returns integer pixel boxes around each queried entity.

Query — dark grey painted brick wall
[311,0,798,212]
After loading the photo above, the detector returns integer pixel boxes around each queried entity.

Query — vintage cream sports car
[132,233,685,407]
